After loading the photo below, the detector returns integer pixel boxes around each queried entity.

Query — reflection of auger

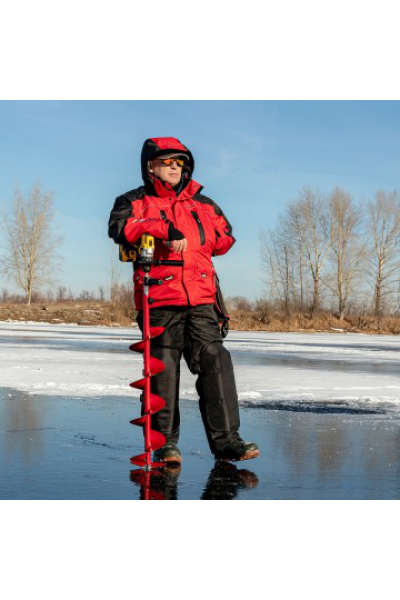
[129,234,184,473]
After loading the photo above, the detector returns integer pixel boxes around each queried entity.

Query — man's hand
[170,238,188,253]
[167,222,188,253]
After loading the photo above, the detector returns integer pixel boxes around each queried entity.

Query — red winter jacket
[108,137,235,310]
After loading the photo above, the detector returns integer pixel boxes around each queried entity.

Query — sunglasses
[157,157,187,167]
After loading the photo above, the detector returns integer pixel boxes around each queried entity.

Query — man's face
[150,156,184,186]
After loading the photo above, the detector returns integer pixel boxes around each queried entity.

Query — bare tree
[366,189,400,324]
[57,286,68,302]
[325,188,366,319]
[1,288,10,303]
[79,290,94,302]
[260,227,295,314]
[0,182,62,305]
[287,187,332,314]
[284,207,306,311]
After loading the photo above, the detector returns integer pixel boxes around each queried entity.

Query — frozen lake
[1,322,400,499]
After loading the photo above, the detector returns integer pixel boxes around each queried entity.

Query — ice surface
[1,321,400,411]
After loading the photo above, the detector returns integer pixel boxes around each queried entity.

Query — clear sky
[1,100,400,300]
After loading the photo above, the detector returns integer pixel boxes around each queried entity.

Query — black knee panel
[197,342,240,434]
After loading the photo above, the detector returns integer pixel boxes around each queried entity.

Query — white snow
[1,321,400,410]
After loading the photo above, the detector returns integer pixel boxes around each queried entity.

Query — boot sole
[238,449,260,461]
[160,456,182,465]
[216,449,260,462]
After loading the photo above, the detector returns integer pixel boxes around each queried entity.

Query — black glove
[168,223,185,241]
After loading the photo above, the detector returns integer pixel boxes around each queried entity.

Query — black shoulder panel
[119,186,146,202]
[108,187,145,243]
[193,192,233,235]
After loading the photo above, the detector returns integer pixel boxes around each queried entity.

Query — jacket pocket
[195,263,216,301]
[191,210,205,245]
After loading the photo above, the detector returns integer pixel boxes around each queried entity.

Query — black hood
[141,137,195,193]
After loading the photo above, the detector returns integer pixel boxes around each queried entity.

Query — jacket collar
[150,177,202,201]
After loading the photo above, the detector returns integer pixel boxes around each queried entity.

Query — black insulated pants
[136,304,240,454]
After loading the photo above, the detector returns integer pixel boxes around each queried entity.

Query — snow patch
[0,323,400,410]
[238,391,262,400]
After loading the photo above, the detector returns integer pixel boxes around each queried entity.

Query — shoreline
[1,299,400,335]
[0,316,398,336]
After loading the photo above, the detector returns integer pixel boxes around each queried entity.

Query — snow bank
[1,322,400,410]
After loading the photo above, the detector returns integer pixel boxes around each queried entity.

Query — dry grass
[1,302,400,334]
[229,309,400,334]
[0,301,137,327]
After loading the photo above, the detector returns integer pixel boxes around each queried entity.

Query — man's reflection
[201,462,259,500]
[130,462,258,500]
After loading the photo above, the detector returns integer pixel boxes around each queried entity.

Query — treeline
[260,186,400,327]
[0,282,132,305]
[0,283,137,326]
[0,286,106,304]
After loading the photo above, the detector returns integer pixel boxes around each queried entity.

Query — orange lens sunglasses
[158,157,186,167]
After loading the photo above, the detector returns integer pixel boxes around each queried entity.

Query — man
[108,137,259,464]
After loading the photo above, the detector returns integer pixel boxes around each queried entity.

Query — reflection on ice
[1,389,400,499]
[201,462,259,500]
[129,462,259,500]
[4,389,45,464]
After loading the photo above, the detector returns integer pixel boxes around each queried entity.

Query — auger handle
[137,259,184,267]
[154,260,184,266]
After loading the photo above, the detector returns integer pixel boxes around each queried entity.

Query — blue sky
[1,101,400,300]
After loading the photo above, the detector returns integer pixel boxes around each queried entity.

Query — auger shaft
[129,235,184,474]
[143,272,152,469]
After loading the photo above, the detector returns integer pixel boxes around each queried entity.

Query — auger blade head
[129,340,145,353]
[150,429,166,451]
[130,453,148,467]
[149,393,166,413]
[130,416,147,427]
[130,378,146,390]
[148,356,165,375]
[150,326,164,338]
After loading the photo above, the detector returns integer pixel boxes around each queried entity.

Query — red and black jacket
[108,137,235,311]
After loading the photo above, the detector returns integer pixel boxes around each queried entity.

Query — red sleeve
[124,217,170,245]
[211,209,236,256]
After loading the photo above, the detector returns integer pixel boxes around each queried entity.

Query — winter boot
[153,441,182,464]
[214,439,260,462]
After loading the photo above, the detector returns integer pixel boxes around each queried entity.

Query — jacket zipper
[191,210,205,245]
[172,202,190,304]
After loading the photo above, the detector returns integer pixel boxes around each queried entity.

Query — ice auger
[128,234,184,472]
